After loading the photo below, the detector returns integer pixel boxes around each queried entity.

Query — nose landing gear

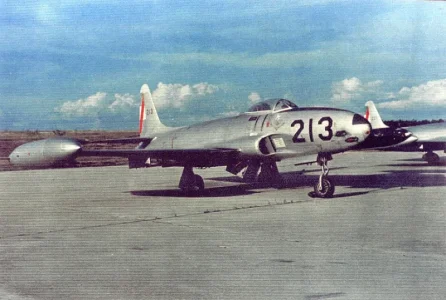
[308,153,335,198]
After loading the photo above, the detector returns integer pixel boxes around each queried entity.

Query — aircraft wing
[82,137,152,144]
[8,136,240,168]
[79,147,240,168]
[416,136,446,143]
[406,123,446,143]
[81,132,308,169]
[80,148,238,159]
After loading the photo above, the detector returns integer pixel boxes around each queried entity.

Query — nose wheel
[308,153,335,198]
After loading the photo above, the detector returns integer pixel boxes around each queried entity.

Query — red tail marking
[365,107,370,120]
[139,95,145,134]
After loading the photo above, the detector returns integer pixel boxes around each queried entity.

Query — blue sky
[1,0,446,130]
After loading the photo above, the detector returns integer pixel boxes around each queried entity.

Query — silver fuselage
[146,108,370,161]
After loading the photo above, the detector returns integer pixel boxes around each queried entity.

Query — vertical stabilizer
[364,101,388,129]
[139,84,170,137]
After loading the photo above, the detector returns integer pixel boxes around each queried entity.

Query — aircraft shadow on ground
[384,163,446,167]
[388,158,446,167]
[130,184,260,198]
[280,169,446,190]
[130,168,445,198]
[212,168,445,193]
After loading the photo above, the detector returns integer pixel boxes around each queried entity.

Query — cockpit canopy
[247,99,298,113]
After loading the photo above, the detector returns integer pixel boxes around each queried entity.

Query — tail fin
[139,84,170,137]
[364,101,388,129]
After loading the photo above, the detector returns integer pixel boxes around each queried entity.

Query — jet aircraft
[362,101,446,164]
[9,84,371,198]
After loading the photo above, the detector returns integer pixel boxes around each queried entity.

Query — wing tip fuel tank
[8,137,82,167]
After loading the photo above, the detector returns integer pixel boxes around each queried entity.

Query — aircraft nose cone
[60,143,81,153]
[397,135,417,146]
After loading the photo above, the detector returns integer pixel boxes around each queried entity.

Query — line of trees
[384,119,444,127]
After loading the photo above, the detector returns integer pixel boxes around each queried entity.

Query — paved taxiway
[0,151,445,299]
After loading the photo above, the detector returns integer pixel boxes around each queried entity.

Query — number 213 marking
[291,117,333,143]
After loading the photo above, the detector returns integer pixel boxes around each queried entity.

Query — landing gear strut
[309,153,335,198]
[179,166,204,194]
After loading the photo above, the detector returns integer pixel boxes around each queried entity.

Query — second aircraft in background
[362,101,446,165]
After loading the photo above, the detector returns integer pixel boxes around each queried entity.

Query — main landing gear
[179,166,204,195]
[178,154,336,197]
[422,151,440,165]
[308,153,335,198]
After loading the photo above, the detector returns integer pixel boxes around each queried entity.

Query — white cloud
[193,82,219,95]
[331,77,383,103]
[108,93,138,112]
[152,82,220,108]
[331,77,362,103]
[248,92,262,103]
[55,82,220,119]
[56,92,138,117]
[366,80,384,88]
[56,92,107,117]
[378,79,446,110]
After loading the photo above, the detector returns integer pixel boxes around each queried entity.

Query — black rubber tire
[194,175,205,191]
[313,177,335,198]
[180,175,205,196]
[423,152,440,165]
